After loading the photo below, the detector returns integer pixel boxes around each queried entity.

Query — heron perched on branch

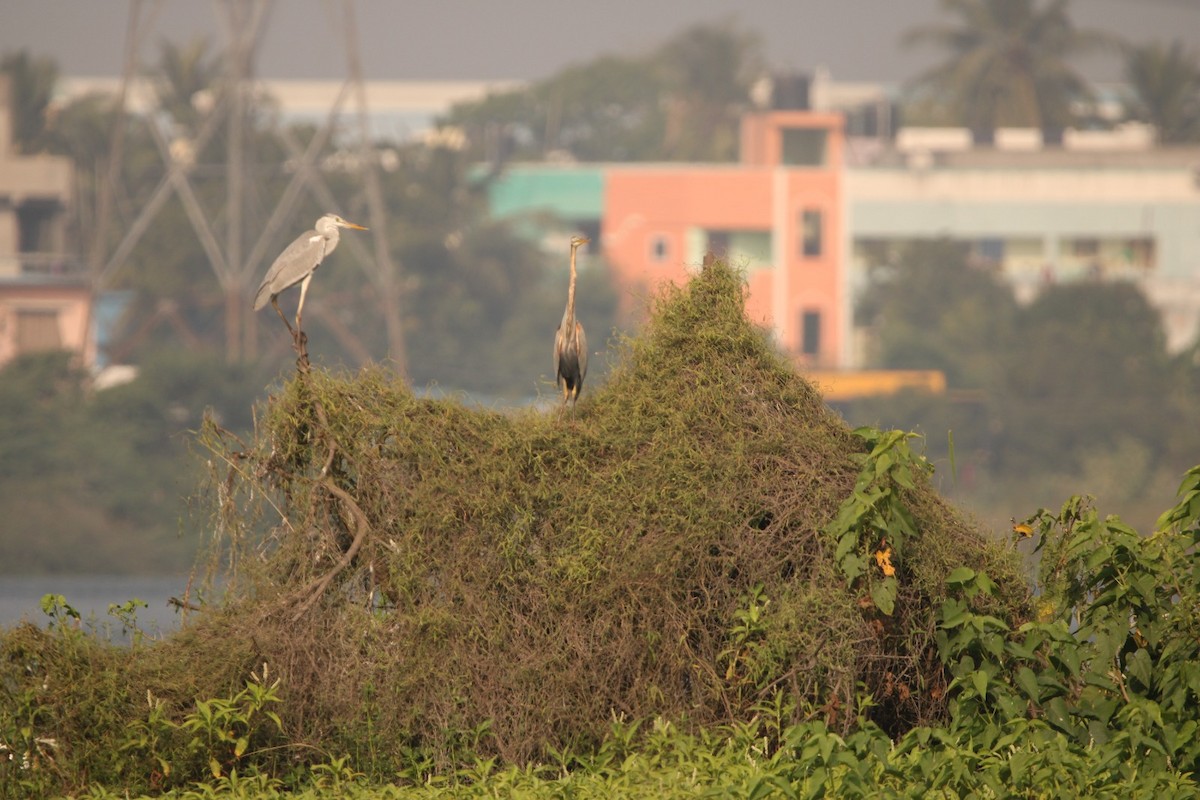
[553,235,590,413]
[253,213,367,339]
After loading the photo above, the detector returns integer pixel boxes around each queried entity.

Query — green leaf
[874,452,893,478]
[940,598,968,629]
[834,530,859,561]
[892,465,916,490]
[1015,666,1041,702]
[946,566,976,587]
[1126,648,1154,689]
[971,670,988,699]
[870,578,896,616]
[842,553,866,583]
[1045,697,1072,733]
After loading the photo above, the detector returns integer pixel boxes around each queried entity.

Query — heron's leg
[295,273,313,333]
[271,296,296,336]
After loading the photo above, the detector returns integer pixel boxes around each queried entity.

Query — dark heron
[553,235,590,412]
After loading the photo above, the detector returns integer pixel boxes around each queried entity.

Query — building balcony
[0,252,89,284]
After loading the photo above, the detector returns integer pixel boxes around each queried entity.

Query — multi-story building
[0,75,87,369]
[846,141,1200,358]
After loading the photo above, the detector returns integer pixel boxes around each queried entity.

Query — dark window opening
[707,231,730,255]
[17,202,55,253]
[801,310,821,356]
[801,209,823,257]
[781,128,827,166]
[650,234,670,262]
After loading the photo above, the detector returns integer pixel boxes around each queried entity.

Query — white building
[847,144,1200,358]
[57,77,523,143]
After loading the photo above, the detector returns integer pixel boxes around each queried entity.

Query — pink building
[601,111,844,366]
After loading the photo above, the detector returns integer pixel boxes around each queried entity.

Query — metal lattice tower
[92,0,405,370]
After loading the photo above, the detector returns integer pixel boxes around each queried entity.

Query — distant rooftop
[57,77,526,141]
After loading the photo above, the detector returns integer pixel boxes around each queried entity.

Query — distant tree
[855,239,1019,388]
[1123,40,1200,144]
[151,37,222,131]
[445,58,666,164]
[847,250,1189,534]
[654,20,763,161]
[903,0,1116,144]
[993,280,1174,473]
[443,20,762,163]
[0,49,59,152]
[0,349,264,574]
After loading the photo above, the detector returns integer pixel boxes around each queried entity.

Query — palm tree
[655,20,763,161]
[903,0,1116,145]
[1123,40,1200,144]
[151,37,221,132]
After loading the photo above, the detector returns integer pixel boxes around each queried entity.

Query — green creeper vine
[825,427,931,615]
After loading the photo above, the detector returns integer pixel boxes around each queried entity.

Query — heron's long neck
[564,246,578,330]
[324,226,340,257]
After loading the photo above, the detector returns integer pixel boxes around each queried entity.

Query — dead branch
[291,477,373,621]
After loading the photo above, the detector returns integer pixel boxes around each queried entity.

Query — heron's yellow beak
[344,222,368,230]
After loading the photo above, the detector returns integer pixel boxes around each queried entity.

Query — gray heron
[253,213,367,338]
[553,235,590,412]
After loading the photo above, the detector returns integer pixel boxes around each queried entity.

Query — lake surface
[0,574,193,638]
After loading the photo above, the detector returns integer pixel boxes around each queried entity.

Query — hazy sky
[3,1,1198,85]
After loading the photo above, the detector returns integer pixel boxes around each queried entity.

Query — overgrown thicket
[177,258,1024,764]
[184,261,1022,762]
[0,260,1028,796]
[9,475,1200,797]
[8,260,1200,797]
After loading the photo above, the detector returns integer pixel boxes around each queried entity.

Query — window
[650,234,670,262]
[691,230,773,270]
[977,238,1005,263]
[15,309,61,354]
[781,128,827,166]
[706,231,730,255]
[801,311,821,356]
[17,201,55,253]
[800,209,822,257]
[1124,238,1155,269]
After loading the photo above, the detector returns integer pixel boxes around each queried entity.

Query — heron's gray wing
[253,229,324,310]
[576,322,588,386]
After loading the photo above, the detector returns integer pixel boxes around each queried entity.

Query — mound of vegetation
[184,259,1025,754]
[0,259,1031,795]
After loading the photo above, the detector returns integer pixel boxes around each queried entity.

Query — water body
[0,574,194,639]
